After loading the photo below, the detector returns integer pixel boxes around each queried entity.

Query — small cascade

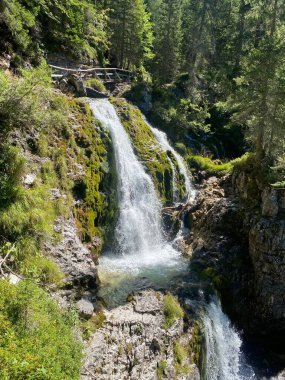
[145,120,195,203]
[202,297,256,380]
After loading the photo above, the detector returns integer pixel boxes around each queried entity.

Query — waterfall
[202,297,256,380]
[145,119,195,203]
[89,99,182,273]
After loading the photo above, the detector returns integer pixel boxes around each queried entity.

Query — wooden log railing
[49,64,135,83]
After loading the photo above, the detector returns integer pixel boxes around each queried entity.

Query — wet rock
[81,290,200,380]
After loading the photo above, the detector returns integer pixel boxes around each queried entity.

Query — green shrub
[0,145,25,206]
[21,256,64,285]
[84,78,106,93]
[0,280,82,379]
[163,293,184,329]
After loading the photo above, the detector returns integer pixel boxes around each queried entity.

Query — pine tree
[152,0,183,83]
[107,0,153,69]
[232,0,285,160]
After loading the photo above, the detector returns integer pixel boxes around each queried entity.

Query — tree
[151,0,183,83]
[232,0,285,160]
[107,0,153,69]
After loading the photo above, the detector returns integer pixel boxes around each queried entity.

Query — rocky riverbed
[81,290,200,380]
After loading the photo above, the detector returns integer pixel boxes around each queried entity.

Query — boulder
[76,298,94,319]
[58,74,87,97]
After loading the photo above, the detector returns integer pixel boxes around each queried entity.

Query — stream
[89,99,262,379]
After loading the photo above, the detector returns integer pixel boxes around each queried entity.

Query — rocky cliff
[184,166,285,360]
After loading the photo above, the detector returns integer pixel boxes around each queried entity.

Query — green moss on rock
[111,98,174,204]
[189,321,203,368]
[37,99,117,259]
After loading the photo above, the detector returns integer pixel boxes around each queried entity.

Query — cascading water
[146,121,195,203]
[202,297,256,380]
[90,99,161,257]
[89,99,187,302]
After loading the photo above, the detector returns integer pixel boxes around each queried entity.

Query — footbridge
[49,64,135,83]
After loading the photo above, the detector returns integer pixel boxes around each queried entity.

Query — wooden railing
[49,64,134,83]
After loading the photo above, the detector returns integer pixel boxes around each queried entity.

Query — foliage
[163,293,184,329]
[0,63,52,138]
[0,145,25,206]
[0,280,82,379]
[151,0,182,83]
[0,0,108,63]
[107,0,153,69]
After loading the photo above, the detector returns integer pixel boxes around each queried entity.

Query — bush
[0,145,24,206]
[0,280,82,379]
[163,293,184,329]
[84,78,106,93]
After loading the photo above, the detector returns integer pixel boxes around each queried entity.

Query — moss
[163,293,184,329]
[157,360,167,379]
[71,101,117,257]
[202,267,223,290]
[189,322,203,368]
[187,155,233,177]
[38,99,117,259]
[111,98,175,204]
[84,78,106,93]
[187,153,253,178]
[173,340,190,375]
[81,311,106,340]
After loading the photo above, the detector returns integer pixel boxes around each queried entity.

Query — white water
[89,99,184,275]
[203,297,256,380]
[145,119,195,202]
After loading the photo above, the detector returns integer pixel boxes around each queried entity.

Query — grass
[187,152,253,177]
[163,293,184,329]
[173,340,190,375]
[157,360,167,379]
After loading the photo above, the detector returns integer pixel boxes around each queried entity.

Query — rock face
[45,214,98,310]
[184,173,285,351]
[81,290,200,380]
